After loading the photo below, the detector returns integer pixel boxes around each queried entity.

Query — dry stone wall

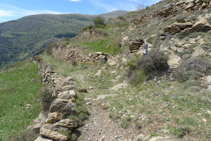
[28,60,81,141]
[51,45,109,64]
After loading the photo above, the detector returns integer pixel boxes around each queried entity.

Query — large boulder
[49,99,76,114]
[54,119,77,131]
[57,90,76,100]
[168,53,182,68]
[46,112,64,124]
[40,124,69,141]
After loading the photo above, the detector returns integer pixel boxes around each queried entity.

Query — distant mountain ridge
[0,10,128,68]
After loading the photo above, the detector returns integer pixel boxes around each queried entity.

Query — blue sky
[0,0,161,23]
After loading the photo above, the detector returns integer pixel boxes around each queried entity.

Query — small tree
[93,17,105,28]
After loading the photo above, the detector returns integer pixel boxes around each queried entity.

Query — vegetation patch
[174,56,211,82]
[81,38,121,55]
[0,60,41,140]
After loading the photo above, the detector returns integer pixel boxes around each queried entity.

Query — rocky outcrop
[134,0,211,25]
[183,18,211,33]
[164,18,211,35]
[129,38,144,52]
[155,0,211,18]
[164,22,193,34]
[29,61,83,141]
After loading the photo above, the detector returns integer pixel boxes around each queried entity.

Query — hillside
[0,60,41,140]
[0,11,128,69]
[99,10,129,20]
[0,0,211,141]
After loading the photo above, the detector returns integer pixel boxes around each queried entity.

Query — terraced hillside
[0,0,211,140]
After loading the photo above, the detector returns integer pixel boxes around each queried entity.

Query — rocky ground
[79,99,137,141]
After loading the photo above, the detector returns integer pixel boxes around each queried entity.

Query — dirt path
[78,99,137,141]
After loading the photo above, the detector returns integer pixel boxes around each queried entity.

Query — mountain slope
[0,14,93,69]
[0,11,128,69]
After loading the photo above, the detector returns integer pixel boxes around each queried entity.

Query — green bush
[81,25,94,31]
[93,17,105,28]
[45,43,57,55]
[127,70,146,86]
[136,50,169,77]
[174,56,211,82]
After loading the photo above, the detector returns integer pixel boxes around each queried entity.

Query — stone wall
[27,60,81,141]
[51,45,109,64]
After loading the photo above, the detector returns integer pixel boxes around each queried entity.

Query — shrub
[45,43,57,55]
[93,17,105,28]
[174,56,211,82]
[39,87,55,112]
[81,25,94,31]
[136,50,169,77]
[127,70,146,86]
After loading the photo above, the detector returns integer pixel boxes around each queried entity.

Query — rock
[88,86,94,90]
[189,18,211,33]
[129,38,144,52]
[54,119,77,131]
[164,22,193,34]
[122,57,128,64]
[208,86,211,90]
[96,94,118,100]
[34,112,47,124]
[176,18,186,23]
[40,124,69,141]
[58,90,76,100]
[149,136,170,141]
[111,82,128,91]
[95,69,102,77]
[33,123,42,132]
[99,136,106,141]
[79,88,88,93]
[46,112,64,124]
[62,85,76,91]
[191,46,205,58]
[108,60,117,66]
[168,53,181,68]
[49,99,76,114]
[136,134,145,140]
[65,76,74,82]
[207,76,211,85]
[34,136,52,141]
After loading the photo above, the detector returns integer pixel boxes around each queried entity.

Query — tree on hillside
[93,17,105,28]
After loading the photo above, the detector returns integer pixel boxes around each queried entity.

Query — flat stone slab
[96,94,118,100]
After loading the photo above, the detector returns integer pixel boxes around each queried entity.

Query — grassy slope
[0,60,41,140]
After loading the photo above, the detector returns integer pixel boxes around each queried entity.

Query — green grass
[41,54,78,76]
[105,79,211,140]
[81,39,121,55]
[0,60,41,141]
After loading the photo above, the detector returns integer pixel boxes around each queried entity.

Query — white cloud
[70,0,81,2]
[0,2,65,22]
[0,10,14,17]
